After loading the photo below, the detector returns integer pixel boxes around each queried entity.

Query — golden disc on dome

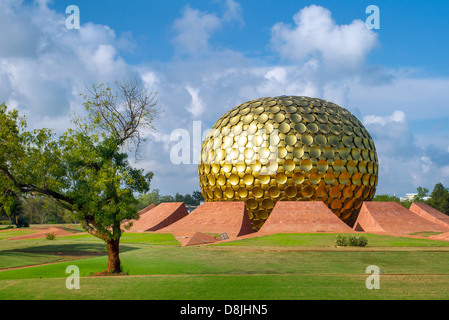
[237,186,248,198]
[317,159,329,172]
[269,105,281,114]
[300,159,313,172]
[324,172,336,185]
[333,159,344,172]
[268,186,281,198]
[339,172,351,185]
[224,187,235,198]
[323,147,335,158]
[229,173,240,185]
[285,185,298,197]
[302,114,315,122]
[259,174,271,185]
[329,186,340,198]
[278,122,291,134]
[261,198,274,209]
[217,174,226,186]
[286,106,297,113]
[302,185,315,198]
[214,187,223,198]
[309,173,321,185]
[283,159,296,171]
[319,124,330,134]
[278,146,287,158]
[309,146,321,158]
[294,123,307,134]
[265,100,277,107]
[293,146,305,158]
[290,114,302,123]
[273,113,285,123]
[275,172,288,184]
[292,172,305,184]
[257,113,269,124]
[252,186,264,198]
[316,185,327,197]
[301,134,313,146]
[307,123,319,133]
[243,173,254,185]
[315,135,327,146]
[285,134,298,145]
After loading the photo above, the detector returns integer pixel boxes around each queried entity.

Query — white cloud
[363,110,406,126]
[0,1,136,131]
[185,85,205,117]
[172,6,222,55]
[270,5,378,71]
[172,0,244,56]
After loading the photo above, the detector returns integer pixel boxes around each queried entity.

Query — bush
[335,234,348,246]
[46,233,56,240]
[335,234,368,247]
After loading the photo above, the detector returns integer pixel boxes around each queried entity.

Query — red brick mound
[409,202,449,229]
[125,202,188,232]
[258,201,354,234]
[156,202,253,238]
[353,202,449,234]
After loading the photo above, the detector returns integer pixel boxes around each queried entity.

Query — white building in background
[400,193,430,202]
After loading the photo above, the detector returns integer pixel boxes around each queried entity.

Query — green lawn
[1,230,449,300]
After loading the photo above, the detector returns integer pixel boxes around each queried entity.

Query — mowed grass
[1,230,449,300]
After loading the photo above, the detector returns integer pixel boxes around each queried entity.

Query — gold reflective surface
[198,96,378,230]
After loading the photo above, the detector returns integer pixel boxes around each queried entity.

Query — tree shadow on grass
[7,242,139,255]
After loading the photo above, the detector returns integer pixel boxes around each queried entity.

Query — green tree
[192,190,204,205]
[175,192,184,202]
[0,190,27,227]
[428,183,449,215]
[137,189,161,209]
[414,186,429,203]
[0,79,159,273]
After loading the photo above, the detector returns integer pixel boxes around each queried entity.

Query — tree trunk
[107,238,121,273]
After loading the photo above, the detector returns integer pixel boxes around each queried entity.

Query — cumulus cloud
[185,85,205,117]
[0,1,135,131]
[172,0,243,56]
[271,5,378,71]
[363,110,406,126]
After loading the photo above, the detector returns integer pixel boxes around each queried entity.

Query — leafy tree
[0,190,27,227]
[0,79,159,273]
[414,186,429,203]
[21,196,74,224]
[137,189,161,210]
[427,183,449,215]
[175,192,184,202]
[192,190,204,205]
[137,189,204,208]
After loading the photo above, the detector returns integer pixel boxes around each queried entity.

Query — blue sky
[2,0,449,197]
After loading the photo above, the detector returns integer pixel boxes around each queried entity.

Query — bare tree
[78,78,160,158]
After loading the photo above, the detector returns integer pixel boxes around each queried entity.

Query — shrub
[335,234,368,247]
[335,234,348,246]
[46,233,56,240]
